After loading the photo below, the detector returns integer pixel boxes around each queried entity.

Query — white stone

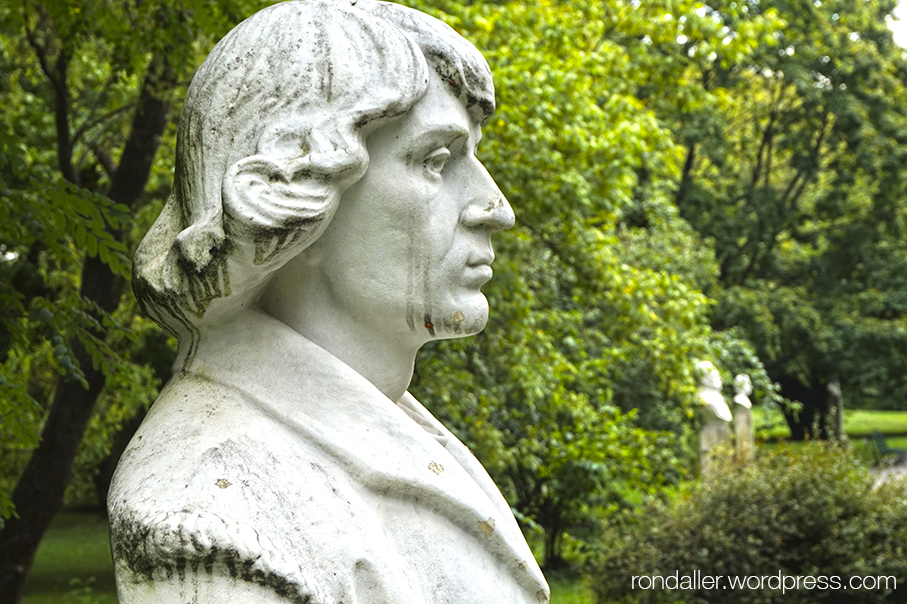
[732,374,755,462]
[733,373,753,408]
[734,405,756,464]
[695,361,731,475]
[109,2,548,602]
[695,360,732,423]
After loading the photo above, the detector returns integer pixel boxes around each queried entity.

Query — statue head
[695,360,722,391]
[695,360,732,422]
[133,0,510,365]
[733,373,753,409]
[733,374,753,397]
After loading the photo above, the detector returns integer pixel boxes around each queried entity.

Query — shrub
[590,444,907,604]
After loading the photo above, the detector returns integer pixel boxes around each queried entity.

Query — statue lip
[464,260,493,285]
[466,251,495,267]
[466,252,494,285]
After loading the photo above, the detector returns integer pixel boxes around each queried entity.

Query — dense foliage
[664,0,907,435]
[407,0,782,564]
[0,1,268,599]
[592,444,907,604]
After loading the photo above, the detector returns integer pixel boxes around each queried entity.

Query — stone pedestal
[734,405,755,464]
[699,419,732,476]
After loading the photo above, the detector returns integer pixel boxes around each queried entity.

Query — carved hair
[133,0,494,362]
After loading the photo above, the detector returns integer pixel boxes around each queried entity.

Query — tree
[407,0,780,566]
[666,0,907,438]
[0,1,261,600]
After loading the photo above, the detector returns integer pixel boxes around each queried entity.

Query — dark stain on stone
[424,314,434,336]
[110,513,312,604]
[425,49,495,122]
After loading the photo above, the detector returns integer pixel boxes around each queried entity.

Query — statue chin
[426,297,490,340]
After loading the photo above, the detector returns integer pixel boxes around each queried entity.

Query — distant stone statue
[696,360,732,423]
[733,374,753,409]
[827,379,845,440]
[108,2,548,603]
[696,360,732,474]
[732,374,755,463]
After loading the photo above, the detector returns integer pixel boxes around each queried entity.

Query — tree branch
[751,109,776,187]
[674,143,696,208]
[91,148,117,180]
[72,71,118,142]
[72,99,136,146]
[73,103,137,175]
[24,13,78,186]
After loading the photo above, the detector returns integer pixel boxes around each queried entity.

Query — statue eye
[424,148,451,177]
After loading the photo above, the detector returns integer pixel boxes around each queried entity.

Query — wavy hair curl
[133,0,494,364]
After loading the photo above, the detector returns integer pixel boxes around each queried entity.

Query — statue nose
[460,160,514,233]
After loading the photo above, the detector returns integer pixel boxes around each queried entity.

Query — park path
[872,460,907,485]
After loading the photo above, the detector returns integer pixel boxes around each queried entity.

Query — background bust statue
[695,360,732,423]
[108,2,549,603]
[733,374,753,408]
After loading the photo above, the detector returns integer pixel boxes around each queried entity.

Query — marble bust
[733,374,753,408]
[695,360,732,423]
[108,2,549,603]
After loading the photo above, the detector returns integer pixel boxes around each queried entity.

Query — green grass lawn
[25,512,593,604]
[548,570,594,604]
[843,409,907,436]
[21,512,117,604]
[755,407,907,441]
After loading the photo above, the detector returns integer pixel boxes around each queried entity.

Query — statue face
[300,73,513,344]
[696,361,722,390]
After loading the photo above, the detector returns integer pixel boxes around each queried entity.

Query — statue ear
[223,155,337,231]
[221,155,337,261]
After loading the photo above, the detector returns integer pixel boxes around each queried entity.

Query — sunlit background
[888,0,907,45]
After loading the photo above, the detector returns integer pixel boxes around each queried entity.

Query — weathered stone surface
[734,405,755,464]
[109,2,547,602]
[732,374,755,463]
[695,361,732,475]
[828,379,845,440]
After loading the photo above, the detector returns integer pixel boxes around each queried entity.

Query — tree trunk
[0,337,107,603]
[779,374,832,442]
[0,63,171,604]
[542,525,567,571]
[93,406,148,509]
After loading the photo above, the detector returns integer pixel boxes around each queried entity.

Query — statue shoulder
[108,372,393,603]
